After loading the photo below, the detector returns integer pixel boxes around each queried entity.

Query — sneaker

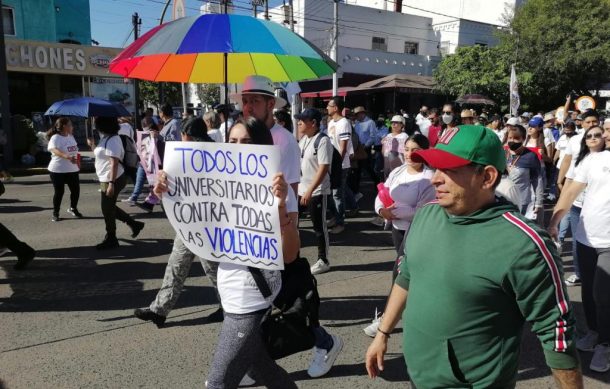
[564,274,581,286]
[133,308,166,328]
[576,330,599,352]
[13,243,35,271]
[238,373,256,387]
[327,218,337,228]
[51,214,60,222]
[354,192,364,203]
[67,207,83,218]
[95,236,119,250]
[307,334,343,378]
[136,201,154,213]
[363,308,381,338]
[310,259,331,275]
[121,198,137,206]
[590,343,610,373]
[130,221,145,238]
[329,224,345,234]
[369,216,384,227]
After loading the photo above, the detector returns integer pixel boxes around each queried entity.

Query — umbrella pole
[223,0,229,142]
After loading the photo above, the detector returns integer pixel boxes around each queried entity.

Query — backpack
[313,132,342,189]
[104,134,139,170]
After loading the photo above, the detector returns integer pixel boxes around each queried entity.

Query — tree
[499,0,610,109]
[138,81,182,110]
[433,45,522,108]
[196,84,220,108]
[434,0,610,111]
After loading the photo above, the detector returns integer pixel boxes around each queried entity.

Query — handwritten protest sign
[162,142,284,270]
[136,131,162,186]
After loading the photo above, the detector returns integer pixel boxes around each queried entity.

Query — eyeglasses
[586,132,603,139]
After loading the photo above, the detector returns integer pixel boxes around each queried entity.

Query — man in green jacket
[365,125,582,388]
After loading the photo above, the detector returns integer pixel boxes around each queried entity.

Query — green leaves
[435,0,610,111]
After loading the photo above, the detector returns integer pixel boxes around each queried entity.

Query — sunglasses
[586,132,603,139]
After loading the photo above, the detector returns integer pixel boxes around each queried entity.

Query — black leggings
[49,172,80,215]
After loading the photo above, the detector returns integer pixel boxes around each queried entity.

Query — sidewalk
[5,150,96,177]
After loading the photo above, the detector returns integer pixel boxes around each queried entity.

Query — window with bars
[404,41,419,55]
[371,36,387,51]
[2,6,15,36]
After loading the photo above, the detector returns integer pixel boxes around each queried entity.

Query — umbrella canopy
[45,97,130,117]
[109,14,337,83]
[455,94,496,106]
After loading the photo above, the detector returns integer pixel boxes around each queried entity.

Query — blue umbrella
[45,97,130,117]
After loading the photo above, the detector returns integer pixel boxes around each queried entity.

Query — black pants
[391,227,406,283]
[100,174,136,237]
[300,194,329,262]
[0,223,25,253]
[49,172,80,215]
[577,242,610,343]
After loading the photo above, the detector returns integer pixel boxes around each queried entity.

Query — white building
[345,0,521,54]
[267,0,441,79]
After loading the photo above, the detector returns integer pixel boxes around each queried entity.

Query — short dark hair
[329,96,345,112]
[471,163,502,189]
[95,116,120,135]
[161,103,173,117]
[581,109,599,121]
[182,117,212,142]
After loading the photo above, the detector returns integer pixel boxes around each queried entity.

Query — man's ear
[481,165,500,190]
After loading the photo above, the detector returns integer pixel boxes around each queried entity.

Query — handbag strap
[248,266,273,299]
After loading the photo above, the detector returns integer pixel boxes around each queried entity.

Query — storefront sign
[5,39,122,77]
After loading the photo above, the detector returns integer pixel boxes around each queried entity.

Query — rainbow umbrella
[109,14,338,83]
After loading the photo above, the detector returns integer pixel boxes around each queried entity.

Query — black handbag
[248,262,317,360]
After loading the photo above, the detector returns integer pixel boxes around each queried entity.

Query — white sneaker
[354,192,364,203]
[307,334,344,378]
[238,373,256,387]
[564,274,581,286]
[369,216,384,227]
[590,343,610,373]
[363,308,381,337]
[121,198,137,206]
[330,224,345,234]
[576,330,599,352]
[310,259,330,275]
[327,218,337,228]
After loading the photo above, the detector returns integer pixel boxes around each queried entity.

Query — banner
[162,142,284,270]
[510,64,520,117]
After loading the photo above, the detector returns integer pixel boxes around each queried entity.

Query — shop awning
[349,74,436,94]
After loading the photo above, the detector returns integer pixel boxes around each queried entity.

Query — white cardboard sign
[162,142,284,270]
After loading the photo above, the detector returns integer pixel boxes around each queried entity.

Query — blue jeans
[129,165,147,201]
[569,205,582,278]
[558,213,570,241]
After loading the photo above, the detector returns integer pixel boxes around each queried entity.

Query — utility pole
[288,0,294,31]
[158,0,172,106]
[0,0,13,165]
[265,0,269,20]
[132,12,141,129]
[332,0,338,96]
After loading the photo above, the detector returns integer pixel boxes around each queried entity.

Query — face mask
[507,141,522,151]
[442,114,453,124]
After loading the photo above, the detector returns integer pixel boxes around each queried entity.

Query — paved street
[0,173,608,388]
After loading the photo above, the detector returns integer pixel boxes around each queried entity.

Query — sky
[90,0,283,48]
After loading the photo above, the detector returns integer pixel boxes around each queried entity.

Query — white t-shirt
[47,134,79,173]
[207,128,223,143]
[555,134,571,168]
[417,117,431,137]
[118,123,134,139]
[327,117,353,169]
[573,150,610,248]
[94,135,125,183]
[374,165,435,231]
[298,132,332,197]
[270,123,301,185]
[542,127,555,147]
[217,187,298,314]
[565,133,585,207]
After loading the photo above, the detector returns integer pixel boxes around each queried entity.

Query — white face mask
[442,114,453,125]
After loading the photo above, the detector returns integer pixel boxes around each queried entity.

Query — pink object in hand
[377,183,394,208]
